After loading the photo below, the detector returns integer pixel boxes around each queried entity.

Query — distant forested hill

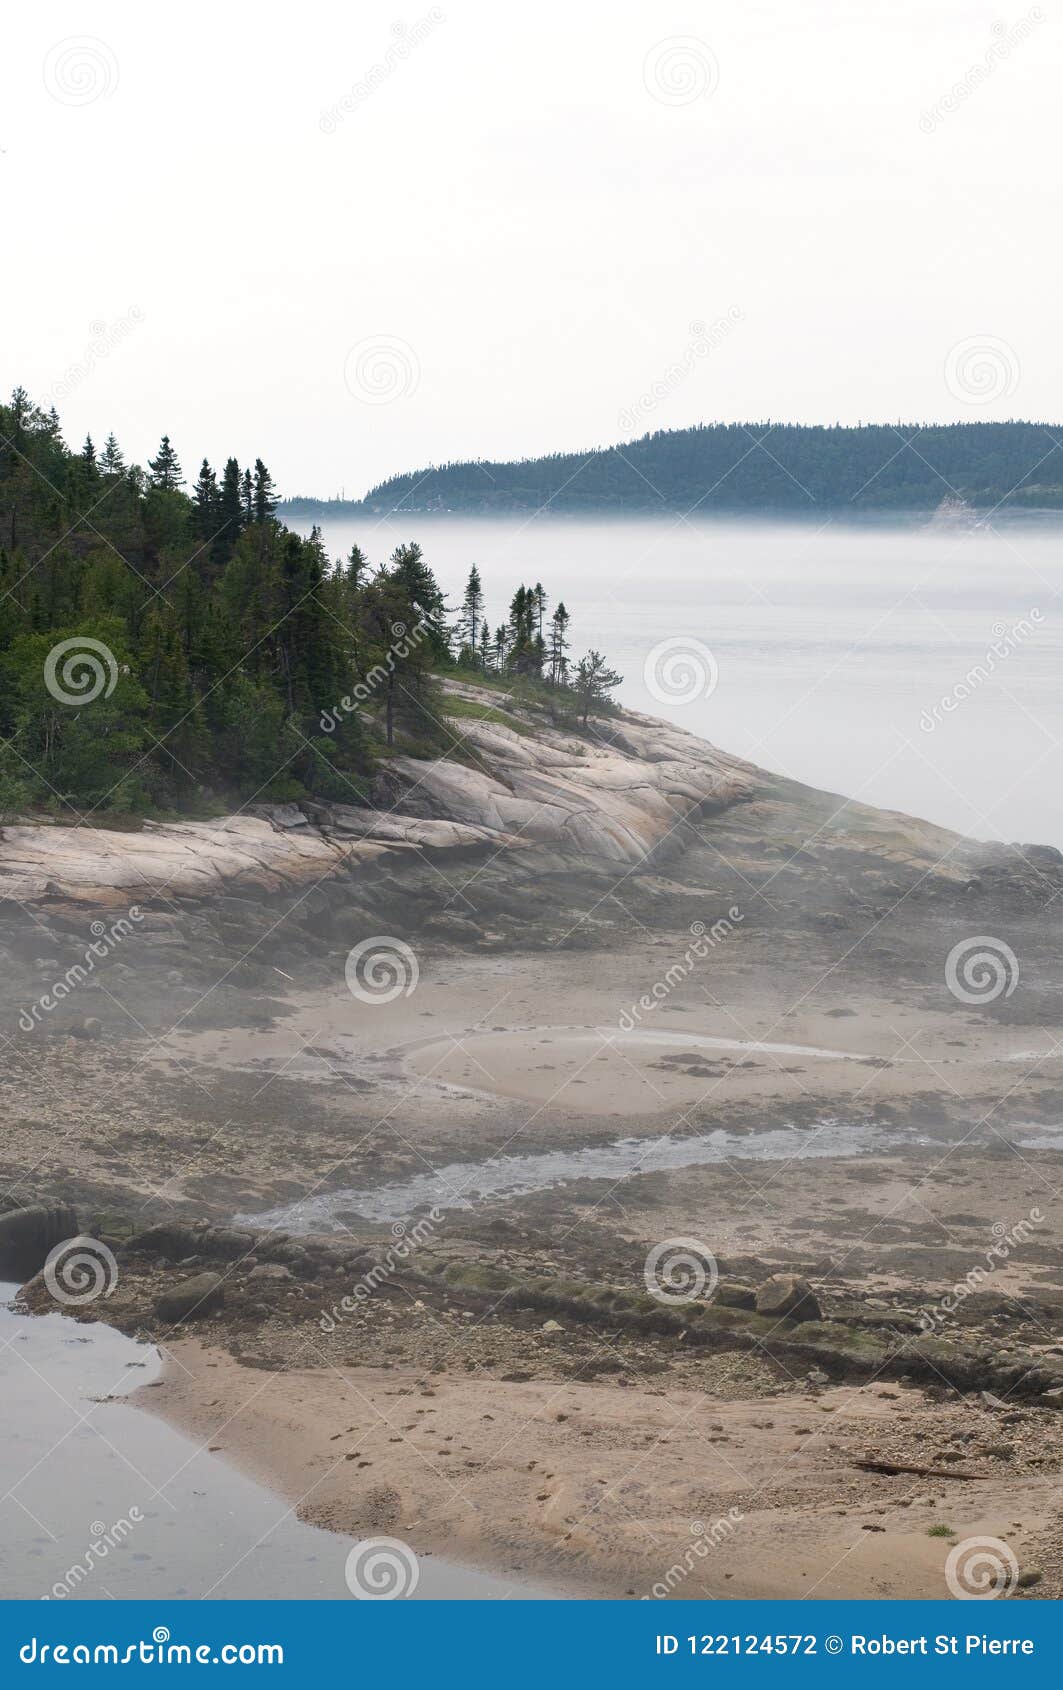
[283,421,1063,518]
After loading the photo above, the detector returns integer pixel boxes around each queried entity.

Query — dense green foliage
[0,390,621,820]
[284,421,1063,516]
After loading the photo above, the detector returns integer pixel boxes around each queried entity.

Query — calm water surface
[297,512,1063,846]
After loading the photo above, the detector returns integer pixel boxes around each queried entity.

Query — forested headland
[283,420,1063,517]
[0,390,620,821]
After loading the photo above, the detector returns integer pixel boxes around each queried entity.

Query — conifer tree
[548,601,570,686]
[459,563,484,661]
[253,458,278,524]
[193,459,219,540]
[148,434,184,490]
[214,457,243,568]
[99,433,125,477]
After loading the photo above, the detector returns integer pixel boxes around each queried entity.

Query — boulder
[755,1273,822,1323]
[248,1263,293,1282]
[0,1202,79,1278]
[154,1271,225,1324]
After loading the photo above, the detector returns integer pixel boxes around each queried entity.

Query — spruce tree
[459,563,484,661]
[193,459,219,540]
[548,601,570,686]
[99,433,126,477]
[253,458,278,524]
[148,434,184,490]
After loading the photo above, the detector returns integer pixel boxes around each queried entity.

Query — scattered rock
[155,1272,225,1324]
[755,1274,822,1323]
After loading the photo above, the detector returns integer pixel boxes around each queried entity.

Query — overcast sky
[4,0,1060,496]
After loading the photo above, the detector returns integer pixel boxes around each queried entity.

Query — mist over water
[296,511,1063,848]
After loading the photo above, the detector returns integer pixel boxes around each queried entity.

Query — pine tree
[477,620,492,671]
[81,434,96,467]
[572,650,623,726]
[148,434,184,490]
[241,467,254,524]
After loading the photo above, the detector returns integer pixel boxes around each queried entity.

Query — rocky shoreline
[3,687,1063,1598]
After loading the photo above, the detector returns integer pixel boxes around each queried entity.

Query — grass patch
[926,1524,955,1538]
[437,696,536,737]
